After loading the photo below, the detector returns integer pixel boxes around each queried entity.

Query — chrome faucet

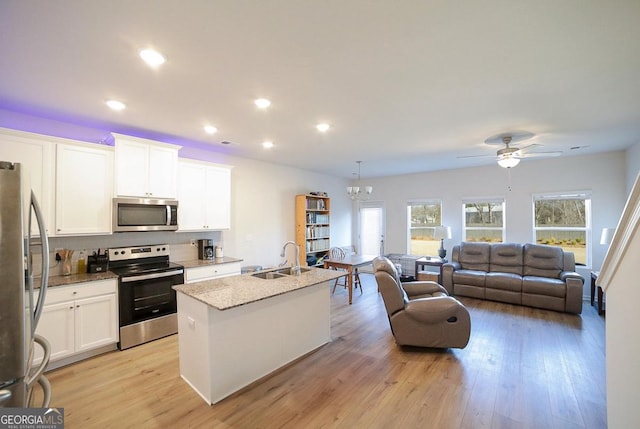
[280,241,301,276]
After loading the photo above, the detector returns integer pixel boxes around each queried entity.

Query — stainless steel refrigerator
[0,161,51,407]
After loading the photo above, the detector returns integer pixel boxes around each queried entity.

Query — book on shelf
[306,198,327,210]
[306,212,330,224]
[306,225,330,238]
[306,238,330,252]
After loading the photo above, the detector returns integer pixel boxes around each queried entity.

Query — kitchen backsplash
[31,231,223,277]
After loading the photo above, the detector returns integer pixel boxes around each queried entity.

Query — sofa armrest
[560,271,584,283]
[564,276,584,314]
[441,262,460,295]
[404,296,466,324]
[402,281,448,298]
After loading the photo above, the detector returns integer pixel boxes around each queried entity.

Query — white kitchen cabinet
[113,133,180,199]
[33,279,118,364]
[185,262,241,283]
[55,142,114,235]
[178,159,231,231]
[0,128,54,236]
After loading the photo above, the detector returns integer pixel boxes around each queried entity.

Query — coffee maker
[197,239,215,260]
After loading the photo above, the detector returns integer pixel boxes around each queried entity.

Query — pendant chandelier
[346,161,373,201]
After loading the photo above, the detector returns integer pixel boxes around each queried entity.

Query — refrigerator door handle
[29,190,49,330]
[32,375,51,408]
[25,334,50,388]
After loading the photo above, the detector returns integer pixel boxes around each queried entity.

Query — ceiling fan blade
[515,143,542,153]
[456,153,494,159]
[516,151,562,158]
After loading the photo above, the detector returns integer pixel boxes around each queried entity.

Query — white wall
[625,141,640,193]
[179,146,351,268]
[356,151,628,295]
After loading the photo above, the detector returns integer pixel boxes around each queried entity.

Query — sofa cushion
[485,272,522,292]
[489,243,524,275]
[458,242,491,272]
[522,276,566,298]
[523,244,563,279]
[452,269,486,287]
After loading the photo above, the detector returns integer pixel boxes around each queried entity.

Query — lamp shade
[434,226,452,240]
[600,228,615,245]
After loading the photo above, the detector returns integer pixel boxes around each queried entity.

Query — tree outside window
[533,193,590,266]
[407,201,441,255]
[463,200,504,242]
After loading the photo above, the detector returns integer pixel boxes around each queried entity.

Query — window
[407,201,441,255]
[463,199,505,242]
[533,192,591,266]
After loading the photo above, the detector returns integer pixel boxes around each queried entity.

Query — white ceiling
[2,1,639,178]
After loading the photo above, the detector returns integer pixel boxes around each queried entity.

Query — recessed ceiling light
[204,125,218,135]
[262,141,274,149]
[316,123,330,133]
[255,98,271,109]
[105,100,126,111]
[139,48,166,67]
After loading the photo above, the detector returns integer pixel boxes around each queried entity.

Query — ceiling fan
[459,132,562,168]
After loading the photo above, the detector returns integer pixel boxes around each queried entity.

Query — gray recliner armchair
[373,257,471,349]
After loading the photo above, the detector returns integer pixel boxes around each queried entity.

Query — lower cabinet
[185,262,241,283]
[34,279,118,365]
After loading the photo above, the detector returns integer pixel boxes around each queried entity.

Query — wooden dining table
[323,254,378,304]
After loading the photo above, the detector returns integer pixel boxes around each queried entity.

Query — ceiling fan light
[497,156,520,168]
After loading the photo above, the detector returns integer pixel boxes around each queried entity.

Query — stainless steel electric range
[108,244,184,350]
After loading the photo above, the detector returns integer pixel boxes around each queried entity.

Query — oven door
[118,269,183,327]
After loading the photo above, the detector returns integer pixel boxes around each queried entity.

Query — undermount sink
[251,271,288,280]
[274,266,313,275]
[251,266,313,279]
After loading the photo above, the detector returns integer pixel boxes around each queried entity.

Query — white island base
[176,281,331,405]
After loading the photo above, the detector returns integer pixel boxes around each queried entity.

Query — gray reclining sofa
[442,242,584,314]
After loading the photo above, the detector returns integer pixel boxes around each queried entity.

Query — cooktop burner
[108,244,183,277]
[109,261,184,277]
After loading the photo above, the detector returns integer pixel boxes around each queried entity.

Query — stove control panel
[109,244,171,261]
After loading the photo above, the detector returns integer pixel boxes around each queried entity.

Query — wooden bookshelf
[295,194,330,267]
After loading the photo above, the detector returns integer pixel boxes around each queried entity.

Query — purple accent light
[0,106,237,163]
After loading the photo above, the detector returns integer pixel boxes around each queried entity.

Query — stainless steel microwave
[112,198,178,232]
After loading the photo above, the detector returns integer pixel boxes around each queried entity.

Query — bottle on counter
[77,249,87,274]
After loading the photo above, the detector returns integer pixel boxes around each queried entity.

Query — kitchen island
[173,266,345,405]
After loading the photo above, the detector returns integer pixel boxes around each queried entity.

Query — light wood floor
[39,274,607,428]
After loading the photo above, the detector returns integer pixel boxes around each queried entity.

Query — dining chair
[329,246,362,295]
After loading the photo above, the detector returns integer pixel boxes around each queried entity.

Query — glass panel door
[359,202,385,256]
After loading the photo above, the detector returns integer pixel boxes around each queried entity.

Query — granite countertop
[177,256,243,269]
[39,257,243,289]
[173,267,345,311]
[40,271,119,288]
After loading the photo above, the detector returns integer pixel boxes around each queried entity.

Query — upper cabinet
[178,159,232,231]
[113,133,180,199]
[55,142,114,235]
[0,128,54,236]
